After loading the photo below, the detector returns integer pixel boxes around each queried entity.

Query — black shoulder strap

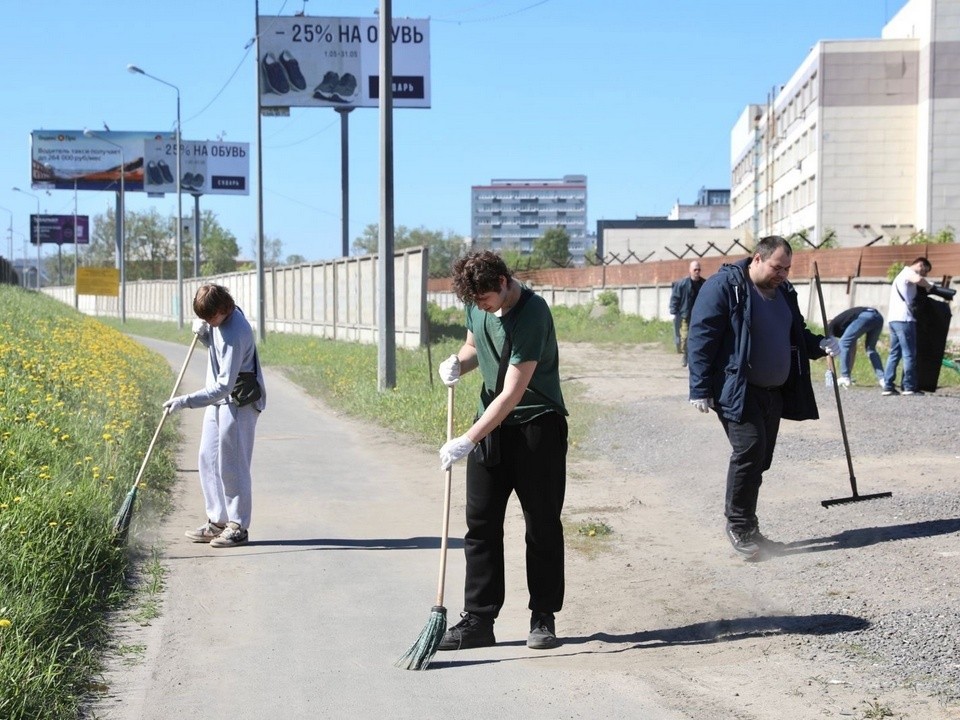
[492,288,534,396]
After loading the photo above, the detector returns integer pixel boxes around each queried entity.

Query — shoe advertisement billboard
[142,140,250,196]
[257,16,430,109]
[29,214,90,245]
[30,130,169,192]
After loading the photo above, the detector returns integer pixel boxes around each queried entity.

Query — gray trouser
[198,403,259,528]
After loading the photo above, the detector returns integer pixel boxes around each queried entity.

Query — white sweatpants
[197,403,259,529]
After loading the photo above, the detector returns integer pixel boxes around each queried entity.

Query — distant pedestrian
[882,257,933,396]
[827,307,885,388]
[163,284,266,548]
[669,260,705,366]
[687,236,839,560]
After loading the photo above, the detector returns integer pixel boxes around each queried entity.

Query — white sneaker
[210,522,249,548]
[837,376,851,388]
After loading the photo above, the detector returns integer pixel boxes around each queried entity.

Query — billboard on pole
[30,214,90,245]
[257,16,430,110]
[143,140,250,196]
[30,130,169,192]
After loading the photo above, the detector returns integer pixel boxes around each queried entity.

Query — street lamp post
[128,64,183,328]
[84,129,126,322]
[12,187,41,290]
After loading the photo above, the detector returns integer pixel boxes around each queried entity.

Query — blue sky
[1,0,907,265]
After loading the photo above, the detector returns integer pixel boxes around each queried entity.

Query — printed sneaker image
[157,160,174,184]
[190,173,204,190]
[332,73,358,102]
[146,161,164,186]
[312,71,340,100]
[312,70,359,103]
[278,50,306,91]
[181,172,195,190]
[261,52,290,94]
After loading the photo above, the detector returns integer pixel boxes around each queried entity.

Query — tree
[352,223,467,277]
[286,254,307,266]
[531,227,570,268]
[199,211,240,276]
[251,236,284,268]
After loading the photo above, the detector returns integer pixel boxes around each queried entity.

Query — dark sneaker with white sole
[527,611,558,649]
[333,73,358,102]
[726,525,784,560]
[158,159,174,184]
[210,522,248,548]
[313,71,340,100]
[279,50,306,91]
[262,52,290,94]
[438,612,495,651]
[146,161,164,186]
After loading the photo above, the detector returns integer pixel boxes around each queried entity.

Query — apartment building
[471,175,588,262]
[730,0,960,248]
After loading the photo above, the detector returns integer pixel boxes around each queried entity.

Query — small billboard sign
[257,16,430,110]
[30,130,169,192]
[30,214,89,245]
[142,140,250,196]
[76,267,119,297]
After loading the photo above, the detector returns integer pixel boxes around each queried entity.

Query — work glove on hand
[191,318,209,337]
[689,397,714,413]
[819,337,841,357]
[439,435,476,470]
[438,354,461,387]
[163,396,189,414]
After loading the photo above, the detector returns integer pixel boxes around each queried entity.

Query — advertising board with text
[29,214,90,245]
[76,267,119,297]
[142,140,250,196]
[257,16,430,109]
[30,130,169,192]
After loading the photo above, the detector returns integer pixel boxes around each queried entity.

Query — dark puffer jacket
[687,258,826,423]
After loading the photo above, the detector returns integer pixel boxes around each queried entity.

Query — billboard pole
[255,0,267,342]
[73,182,79,309]
[337,107,353,258]
[378,0,396,390]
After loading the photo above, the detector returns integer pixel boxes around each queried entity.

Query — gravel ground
[582,356,960,703]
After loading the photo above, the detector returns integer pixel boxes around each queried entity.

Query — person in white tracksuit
[164,284,266,548]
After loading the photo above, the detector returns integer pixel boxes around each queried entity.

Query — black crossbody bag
[472,288,533,467]
[231,349,262,407]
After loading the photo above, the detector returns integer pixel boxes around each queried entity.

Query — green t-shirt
[465,289,567,425]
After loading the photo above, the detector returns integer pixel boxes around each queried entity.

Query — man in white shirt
[882,257,933,396]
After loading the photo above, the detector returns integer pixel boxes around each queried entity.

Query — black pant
[463,412,568,619]
[717,385,782,533]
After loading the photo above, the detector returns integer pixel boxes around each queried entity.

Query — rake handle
[129,333,201,494]
[435,384,455,607]
[813,262,860,496]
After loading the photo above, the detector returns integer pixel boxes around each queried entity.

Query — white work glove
[439,435,476,470]
[191,318,209,337]
[438,354,461,387]
[689,397,714,413]
[163,396,189,414]
[819,337,841,357]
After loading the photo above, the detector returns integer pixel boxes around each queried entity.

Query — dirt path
[557,341,960,719]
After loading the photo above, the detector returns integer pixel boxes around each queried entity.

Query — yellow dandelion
[48,521,58,527]
[102,433,113,442]
[13,497,22,504]
[0,504,7,510]
[0,619,11,628]
[65,491,73,497]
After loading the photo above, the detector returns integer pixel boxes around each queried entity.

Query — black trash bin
[914,289,953,392]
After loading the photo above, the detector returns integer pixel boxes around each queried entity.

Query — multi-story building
[730,0,960,248]
[668,187,731,229]
[471,175,588,262]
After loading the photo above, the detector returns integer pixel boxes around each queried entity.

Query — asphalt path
[90,337,685,720]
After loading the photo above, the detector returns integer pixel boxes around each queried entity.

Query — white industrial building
[731,0,960,247]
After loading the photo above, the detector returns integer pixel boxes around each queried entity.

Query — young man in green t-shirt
[437,250,569,651]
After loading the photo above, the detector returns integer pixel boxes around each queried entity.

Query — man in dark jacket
[669,260,705,366]
[686,236,840,560]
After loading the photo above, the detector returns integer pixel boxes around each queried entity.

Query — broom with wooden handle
[396,384,456,670]
[113,333,200,541]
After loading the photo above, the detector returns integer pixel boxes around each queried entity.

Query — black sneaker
[157,159,174,184]
[726,525,760,559]
[882,387,900,396]
[438,612,495,651]
[278,50,306,91]
[751,529,785,553]
[527,612,558,649]
[262,52,290,94]
[902,389,925,396]
[146,161,164,186]
[313,71,340,100]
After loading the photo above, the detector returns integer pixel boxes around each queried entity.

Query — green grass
[0,286,177,719]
